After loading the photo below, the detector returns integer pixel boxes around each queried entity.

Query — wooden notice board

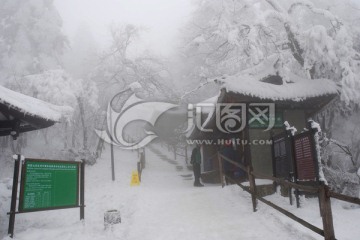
[19,159,79,212]
[272,132,293,179]
[293,132,317,181]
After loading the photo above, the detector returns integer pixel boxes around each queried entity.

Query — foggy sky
[54,0,360,56]
[54,0,194,56]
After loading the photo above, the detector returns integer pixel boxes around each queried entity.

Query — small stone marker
[130,170,140,186]
[104,209,121,229]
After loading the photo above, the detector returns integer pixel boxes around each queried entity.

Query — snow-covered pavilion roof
[219,76,339,102]
[213,55,340,101]
[0,85,73,137]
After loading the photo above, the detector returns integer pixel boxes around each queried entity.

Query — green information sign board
[19,159,79,212]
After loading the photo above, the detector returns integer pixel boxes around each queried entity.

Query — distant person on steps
[191,145,204,187]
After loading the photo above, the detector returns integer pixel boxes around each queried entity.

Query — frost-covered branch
[323,136,356,167]
[265,0,286,13]
[180,79,214,101]
[264,1,305,68]
[288,1,343,28]
[284,23,305,67]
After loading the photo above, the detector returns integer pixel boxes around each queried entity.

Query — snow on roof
[0,85,73,122]
[221,76,339,101]
[213,55,339,101]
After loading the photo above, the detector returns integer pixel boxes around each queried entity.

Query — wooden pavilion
[187,58,339,183]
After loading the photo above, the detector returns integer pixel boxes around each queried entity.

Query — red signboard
[293,132,317,181]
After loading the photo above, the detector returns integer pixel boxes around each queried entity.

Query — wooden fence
[218,152,360,240]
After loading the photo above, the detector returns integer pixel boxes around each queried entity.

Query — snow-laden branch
[180,79,215,101]
[263,10,287,24]
[323,136,356,167]
[288,1,343,27]
[265,0,286,13]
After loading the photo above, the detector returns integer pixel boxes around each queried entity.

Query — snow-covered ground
[1,143,360,240]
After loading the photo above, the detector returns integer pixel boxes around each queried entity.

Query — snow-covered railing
[327,190,360,205]
[174,147,188,160]
[162,143,189,164]
[218,151,360,240]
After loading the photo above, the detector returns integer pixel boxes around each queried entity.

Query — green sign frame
[19,159,80,212]
[249,110,284,129]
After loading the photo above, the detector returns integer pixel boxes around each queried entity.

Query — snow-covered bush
[318,119,360,199]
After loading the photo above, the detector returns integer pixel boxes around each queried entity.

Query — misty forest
[1,0,360,240]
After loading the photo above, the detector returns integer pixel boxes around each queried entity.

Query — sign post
[8,154,21,238]
[80,160,85,220]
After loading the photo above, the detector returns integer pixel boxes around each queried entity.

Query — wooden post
[8,154,21,238]
[308,120,321,183]
[217,152,225,188]
[288,129,301,208]
[318,183,335,240]
[270,131,277,194]
[185,145,188,164]
[289,172,294,206]
[285,128,296,207]
[80,160,85,220]
[295,186,301,208]
[247,166,257,212]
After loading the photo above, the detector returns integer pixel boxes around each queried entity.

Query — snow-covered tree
[20,70,98,154]
[0,0,71,160]
[92,24,177,107]
[179,0,360,104]
[0,1,103,163]
[263,0,360,104]
[1,69,98,164]
[0,0,67,83]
